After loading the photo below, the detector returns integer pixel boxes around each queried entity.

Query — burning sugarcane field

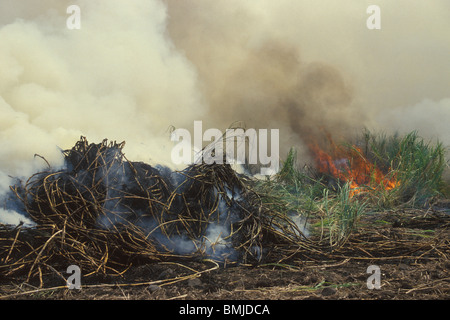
[0,1,449,302]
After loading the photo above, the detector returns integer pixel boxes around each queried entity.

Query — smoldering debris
[0,137,307,282]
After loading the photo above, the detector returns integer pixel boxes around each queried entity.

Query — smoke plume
[1,0,449,225]
[165,0,449,154]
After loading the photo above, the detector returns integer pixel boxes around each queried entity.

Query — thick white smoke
[1,0,449,226]
[0,0,206,224]
[0,0,205,171]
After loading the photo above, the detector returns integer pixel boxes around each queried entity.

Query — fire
[308,140,399,196]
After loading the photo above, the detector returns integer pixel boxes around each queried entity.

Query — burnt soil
[1,202,449,301]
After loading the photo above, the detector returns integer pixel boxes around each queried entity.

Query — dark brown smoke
[165,1,366,158]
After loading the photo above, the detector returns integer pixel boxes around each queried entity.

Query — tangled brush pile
[1,137,306,283]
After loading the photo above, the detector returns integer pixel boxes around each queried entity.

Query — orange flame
[308,141,399,196]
